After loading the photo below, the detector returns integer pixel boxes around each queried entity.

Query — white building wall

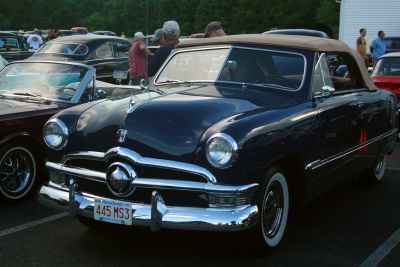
[339,0,400,49]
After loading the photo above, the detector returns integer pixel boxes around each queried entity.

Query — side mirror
[96,89,107,99]
[368,67,373,73]
[140,78,148,91]
[322,85,335,93]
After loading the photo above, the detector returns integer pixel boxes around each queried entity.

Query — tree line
[0,0,340,37]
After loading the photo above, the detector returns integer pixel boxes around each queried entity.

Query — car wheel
[360,154,388,185]
[250,167,290,252]
[0,144,37,201]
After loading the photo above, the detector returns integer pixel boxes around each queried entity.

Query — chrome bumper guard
[38,182,259,232]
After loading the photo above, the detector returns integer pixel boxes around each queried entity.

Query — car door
[309,53,363,191]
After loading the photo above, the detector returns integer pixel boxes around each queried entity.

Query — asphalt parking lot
[0,144,399,267]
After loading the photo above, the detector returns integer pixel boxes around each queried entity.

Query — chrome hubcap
[263,181,284,238]
[375,157,384,176]
[0,149,33,195]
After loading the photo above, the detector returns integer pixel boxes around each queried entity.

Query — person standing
[151,28,166,47]
[27,29,43,50]
[128,32,153,85]
[147,20,180,77]
[204,21,227,38]
[370,30,386,65]
[356,28,368,67]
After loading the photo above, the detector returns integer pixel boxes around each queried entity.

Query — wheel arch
[0,132,43,156]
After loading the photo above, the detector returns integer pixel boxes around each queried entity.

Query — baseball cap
[151,28,164,43]
[163,20,180,37]
[204,21,223,37]
[134,32,145,39]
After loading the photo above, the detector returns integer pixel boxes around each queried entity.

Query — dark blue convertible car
[38,34,399,252]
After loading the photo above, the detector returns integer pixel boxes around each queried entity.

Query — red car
[371,52,400,100]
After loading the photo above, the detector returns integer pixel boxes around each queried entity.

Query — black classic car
[0,32,34,62]
[30,35,132,83]
[0,60,141,201]
[38,35,399,251]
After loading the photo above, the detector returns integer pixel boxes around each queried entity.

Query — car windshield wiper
[0,92,50,103]
[157,79,192,85]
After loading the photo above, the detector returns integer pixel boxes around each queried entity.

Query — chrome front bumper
[38,147,260,231]
[38,182,259,232]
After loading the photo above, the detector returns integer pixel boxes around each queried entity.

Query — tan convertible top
[177,34,377,91]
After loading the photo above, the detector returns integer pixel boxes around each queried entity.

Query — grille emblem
[106,162,136,196]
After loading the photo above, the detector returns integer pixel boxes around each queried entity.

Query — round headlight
[206,133,238,169]
[43,119,69,150]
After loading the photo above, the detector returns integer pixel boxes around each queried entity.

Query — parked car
[71,27,88,35]
[0,60,141,201]
[385,37,400,54]
[30,35,132,84]
[0,55,7,70]
[0,32,34,62]
[38,34,399,252]
[94,31,116,37]
[371,52,400,100]
[58,30,80,38]
[263,29,329,38]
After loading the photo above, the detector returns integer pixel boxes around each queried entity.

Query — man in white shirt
[27,29,43,50]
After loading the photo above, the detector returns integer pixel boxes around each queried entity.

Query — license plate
[94,199,132,225]
[113,70,128,79]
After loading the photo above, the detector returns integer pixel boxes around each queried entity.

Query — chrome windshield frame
[0,60,95,104]
[153,44,307,92]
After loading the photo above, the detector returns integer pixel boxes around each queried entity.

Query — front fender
[198,102,320,185]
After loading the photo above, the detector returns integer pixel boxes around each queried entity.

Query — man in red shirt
[129,32,153,85]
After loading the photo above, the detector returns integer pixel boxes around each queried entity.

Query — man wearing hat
[148,20,180,77]
[204,21,227,38]
[27,28,43,50]
[151,28,166,46]
[128,31,153,85]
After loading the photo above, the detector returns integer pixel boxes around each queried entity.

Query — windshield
[372,57,400,77]
[156,48,229,83]
[0,62,88,102]
[0,36,25,51]
[38,43,89,56]
[156,47,305,91]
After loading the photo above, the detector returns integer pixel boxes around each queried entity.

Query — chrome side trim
[61,147,218,184]
[305,128,398,170]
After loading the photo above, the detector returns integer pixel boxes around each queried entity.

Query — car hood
[121,84,297,162]
[0,98,66,118]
